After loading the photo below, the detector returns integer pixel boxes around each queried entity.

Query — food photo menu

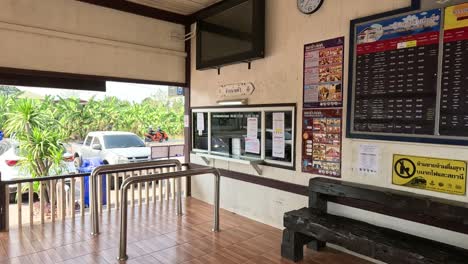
[302,37,344,178]
[302,109,342,177]
[303,37,344,108]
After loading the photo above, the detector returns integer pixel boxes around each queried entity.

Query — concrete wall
[0,0,186,83]
[189,0,468,250]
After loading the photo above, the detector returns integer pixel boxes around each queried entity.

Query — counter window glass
[193,112,208,150]
[191,105,296,170]
[265,111,293,163]
[210,112,262,158]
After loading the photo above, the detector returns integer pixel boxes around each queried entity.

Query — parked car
[73,131,151,168]
[0,140,76,201]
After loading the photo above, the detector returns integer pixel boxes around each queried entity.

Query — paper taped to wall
[273,112,285,158]
[357,144,379,176]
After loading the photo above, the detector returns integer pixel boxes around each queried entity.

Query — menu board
[302,37,344,177]
[439,3,468,137]
[302,109,342,177]
[303,37,344,108]
[350,3,468,144]
[353,9,441,135]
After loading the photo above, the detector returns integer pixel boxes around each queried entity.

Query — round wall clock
[297,0,324,15]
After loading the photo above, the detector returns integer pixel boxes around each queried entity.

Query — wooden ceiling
[126,0,222,15]
[77,0,224,24]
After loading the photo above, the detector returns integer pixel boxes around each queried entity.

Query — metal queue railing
[0,160,187,232]
[89,159,183,235]
[118,167,221,261]
[0,172,89,231]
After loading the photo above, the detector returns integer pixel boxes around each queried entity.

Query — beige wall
[0,0,186,83]
[190,0,468,250]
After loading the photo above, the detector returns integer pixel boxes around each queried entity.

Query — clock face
[297,0,324,14]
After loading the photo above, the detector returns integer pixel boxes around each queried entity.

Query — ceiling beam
[76,0,189,25]
[189,0,234,23]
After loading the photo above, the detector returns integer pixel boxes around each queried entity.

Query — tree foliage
[0,89,184,199]
[4,98,66,179]
[0,92,184,141]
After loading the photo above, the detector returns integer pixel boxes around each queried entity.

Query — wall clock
[297,0,324,15]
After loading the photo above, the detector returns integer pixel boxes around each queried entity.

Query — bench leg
[281,229,313,262]
[307,240,326,251]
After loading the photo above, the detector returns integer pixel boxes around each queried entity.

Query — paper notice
[245,138,260,154]
[196,113,204,136]
[357,144,379,176]
[272,112,285,158]
[247,117,258,138]
[184,115,189,128]
[232,138,241,156]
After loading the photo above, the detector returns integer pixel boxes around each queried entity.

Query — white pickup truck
[73,131,151,168]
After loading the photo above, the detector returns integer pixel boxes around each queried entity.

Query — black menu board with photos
[348,2,468,145]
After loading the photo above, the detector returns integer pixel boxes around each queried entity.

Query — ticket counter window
[193,112,208,150]
[191,105,295,170]
[210,112,262,158]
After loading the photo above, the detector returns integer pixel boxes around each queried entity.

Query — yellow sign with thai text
[444,3,468,30]
[392,155,466,195]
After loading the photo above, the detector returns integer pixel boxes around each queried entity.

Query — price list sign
[353,9,441,135]
[440,3,468,137]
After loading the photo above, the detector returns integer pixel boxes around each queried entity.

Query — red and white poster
[303,37,344,108]
[302,37,343,177]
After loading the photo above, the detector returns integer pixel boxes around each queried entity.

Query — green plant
[0,88,185,194]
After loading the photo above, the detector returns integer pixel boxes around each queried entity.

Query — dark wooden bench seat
[281,177,468,264]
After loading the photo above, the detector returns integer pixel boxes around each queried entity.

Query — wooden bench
[281,177,468,264]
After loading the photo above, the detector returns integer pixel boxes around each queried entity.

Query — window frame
[191,103,296,170]
[84,136,93,146]
[91,137,102,146]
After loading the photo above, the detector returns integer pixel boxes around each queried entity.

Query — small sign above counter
[217,82,255,98]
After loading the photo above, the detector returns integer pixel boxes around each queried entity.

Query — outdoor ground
[0,198,370,264]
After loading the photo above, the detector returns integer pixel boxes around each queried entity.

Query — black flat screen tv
[196,0,265,70]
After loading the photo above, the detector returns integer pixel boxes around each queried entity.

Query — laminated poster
[392,154,466,195]
[303,37,344,108]
[302,108,342,177]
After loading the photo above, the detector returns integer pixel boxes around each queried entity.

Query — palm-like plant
[4,98,65,202]
[18,127,66,177]
[4,99,49,135]
[0,95,14,131]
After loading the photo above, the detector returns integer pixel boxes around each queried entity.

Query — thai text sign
[392,154,466,195]
[217,82,255,98]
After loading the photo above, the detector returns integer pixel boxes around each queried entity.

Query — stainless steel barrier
[118,167,221,261]
[0,172,90,231]
[90,160,182,235]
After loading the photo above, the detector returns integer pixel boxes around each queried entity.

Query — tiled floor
[0,198,370,263]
